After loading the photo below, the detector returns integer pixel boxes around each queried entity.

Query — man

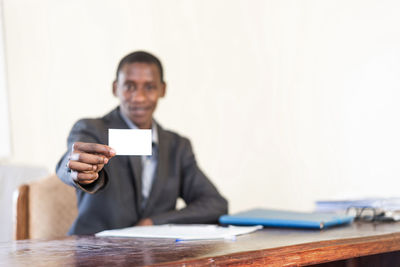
[56,51,228,235]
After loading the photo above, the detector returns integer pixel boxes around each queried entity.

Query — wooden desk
[1,222,400,266]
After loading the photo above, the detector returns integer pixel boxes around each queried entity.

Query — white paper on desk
[108,129,152,156]
[95,224,262,240]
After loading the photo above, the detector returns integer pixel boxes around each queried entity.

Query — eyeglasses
[346,207,386,222]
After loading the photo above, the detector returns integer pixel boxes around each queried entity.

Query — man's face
[113,62,166,129]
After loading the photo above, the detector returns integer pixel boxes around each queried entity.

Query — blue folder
[219,208,354,229]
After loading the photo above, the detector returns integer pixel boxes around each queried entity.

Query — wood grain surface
[2,221,400,266]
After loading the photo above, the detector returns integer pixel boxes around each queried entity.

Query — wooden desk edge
[158,232,400,266]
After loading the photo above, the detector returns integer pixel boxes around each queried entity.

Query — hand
[136,218,154,226]
[67,142,116,185]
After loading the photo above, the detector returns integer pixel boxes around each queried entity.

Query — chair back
[14,174,77,240]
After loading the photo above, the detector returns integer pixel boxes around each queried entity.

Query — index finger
[73,142,116,158]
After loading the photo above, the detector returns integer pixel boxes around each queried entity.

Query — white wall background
[2,0,400,213]
[0,0,10,158]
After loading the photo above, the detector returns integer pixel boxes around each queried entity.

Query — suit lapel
[142,124,169,218]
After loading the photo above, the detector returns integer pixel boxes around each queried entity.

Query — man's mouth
[128,107,150,116]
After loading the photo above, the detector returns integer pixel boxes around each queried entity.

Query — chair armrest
[13,184,29,240]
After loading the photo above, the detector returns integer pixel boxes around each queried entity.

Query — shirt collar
[119,109,158,145]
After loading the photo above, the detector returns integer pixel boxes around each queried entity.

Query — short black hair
[115,51,164,83]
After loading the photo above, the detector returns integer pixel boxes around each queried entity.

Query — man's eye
[145,85,155,90]
[125,84,135,91]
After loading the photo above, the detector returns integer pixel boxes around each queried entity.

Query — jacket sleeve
[150,138,228,224]
[55,119,108,194]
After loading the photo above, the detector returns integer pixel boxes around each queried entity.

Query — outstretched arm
[56,120,115,193]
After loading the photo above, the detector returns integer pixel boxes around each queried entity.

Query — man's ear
[160,82,167,98]
[112,81,118,97]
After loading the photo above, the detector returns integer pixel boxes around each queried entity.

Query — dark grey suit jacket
[56,107,228,235]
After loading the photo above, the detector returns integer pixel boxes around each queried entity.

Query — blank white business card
[108,129,152,156]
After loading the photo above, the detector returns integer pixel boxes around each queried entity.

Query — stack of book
[315,197,400,221]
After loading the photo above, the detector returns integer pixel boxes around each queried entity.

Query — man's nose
[131,87,146,102]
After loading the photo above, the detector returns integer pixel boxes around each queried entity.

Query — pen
[175,236,236,243]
